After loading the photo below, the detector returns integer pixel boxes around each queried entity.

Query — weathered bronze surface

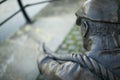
[38,0,120,80]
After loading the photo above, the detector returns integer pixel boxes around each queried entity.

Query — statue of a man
[38,0,120,80]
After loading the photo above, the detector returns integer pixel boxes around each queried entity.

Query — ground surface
[0,0,83,80]
[56,25,84,54]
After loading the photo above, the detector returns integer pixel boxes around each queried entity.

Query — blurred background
[0,0,84,80]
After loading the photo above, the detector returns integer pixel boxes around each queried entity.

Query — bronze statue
[38,0,120,80]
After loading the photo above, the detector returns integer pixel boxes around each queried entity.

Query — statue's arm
[38,56,97,80]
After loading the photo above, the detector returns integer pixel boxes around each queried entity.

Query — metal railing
[0,0,7,4]
[0,0,58,26]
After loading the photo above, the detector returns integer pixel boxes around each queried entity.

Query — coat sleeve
[38,56,98,80]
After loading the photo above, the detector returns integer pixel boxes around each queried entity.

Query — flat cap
[76,0,120,23]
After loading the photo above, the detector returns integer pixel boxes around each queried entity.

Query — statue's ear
[81,21,89,37]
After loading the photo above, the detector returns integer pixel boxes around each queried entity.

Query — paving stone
[67,35,72,39]
[75,36,82,40]
[68,45,76,50]
[66,40,74,44]
[77,41,83,45]
[57,50,69,54]
[61,44,67,49]
[72,31,80,35]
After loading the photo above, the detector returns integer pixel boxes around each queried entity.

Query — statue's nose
[76,17,81,26]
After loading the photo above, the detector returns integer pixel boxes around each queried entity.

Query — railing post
[17,0,32,23]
